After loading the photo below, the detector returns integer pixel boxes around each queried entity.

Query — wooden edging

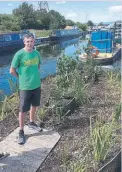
[97,150,121,172]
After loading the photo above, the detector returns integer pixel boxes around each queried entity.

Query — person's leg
[28,87,42,132]
[18,90,31,144]
[29,106,37,122]
[28,106,42,131]
[29,87,41,123]
[18,112,25,145]
[19,112,25,130]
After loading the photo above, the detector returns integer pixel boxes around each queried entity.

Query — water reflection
[36,37,80,58]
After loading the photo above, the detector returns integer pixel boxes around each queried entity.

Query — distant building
[106,21,121,40]
[114,21,121,39]
[87,21,121,41]
[65,25,78,30]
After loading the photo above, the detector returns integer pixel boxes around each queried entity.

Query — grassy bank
[0,29,52,38]
[29,29,52,38]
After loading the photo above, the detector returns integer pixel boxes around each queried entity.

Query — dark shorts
[19,87,41,113]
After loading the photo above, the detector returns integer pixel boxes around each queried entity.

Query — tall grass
[0,77,19,120]
[70,69,89,104]
[29,29,52,38]
[89,115,118,162]
[0,92,19,120]
[68,161,86,172]
[106,70,121,88]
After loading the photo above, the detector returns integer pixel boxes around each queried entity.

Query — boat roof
[0,31,27,36]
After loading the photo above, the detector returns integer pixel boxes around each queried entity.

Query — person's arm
[37,50,41,70]
[38,64,40,70]
[9,67,18,78]
[10,52,20,77]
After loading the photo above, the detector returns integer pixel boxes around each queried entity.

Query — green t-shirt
[11,48,41,90]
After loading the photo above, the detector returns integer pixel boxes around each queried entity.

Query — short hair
[23,33,34,40]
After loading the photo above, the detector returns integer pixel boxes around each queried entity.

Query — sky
[0,1,121,23]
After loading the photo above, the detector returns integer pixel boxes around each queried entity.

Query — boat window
[0,35,4,42]
[5,35,12,41]
[19,34,24,39]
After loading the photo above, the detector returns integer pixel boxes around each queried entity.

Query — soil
[0,74,121,172]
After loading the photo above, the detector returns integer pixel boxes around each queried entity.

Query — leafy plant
[0,92,19,120]
[8,76,19,94]
[90,117,116,162]
[70,69,89,104]
[112,103,121,122]
[36,107,47,122]
[56,54,78,89]
[107,70,121,86]
[68,159,86,172]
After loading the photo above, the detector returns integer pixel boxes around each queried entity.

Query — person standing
[10,33,42,144]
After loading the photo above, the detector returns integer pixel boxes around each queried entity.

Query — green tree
[35,10,50,29]
[13,2,37,29]
[87,20,94,26]
[0,14,20,31]
[49,10,66,29]
[98,22,104,26]
[76,22,87,31]
[66,19,75,26]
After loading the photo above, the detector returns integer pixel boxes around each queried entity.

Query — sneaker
[18,130,25,145]
[28,122,43,132]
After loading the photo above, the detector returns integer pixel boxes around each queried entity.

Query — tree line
[0,2,94,32]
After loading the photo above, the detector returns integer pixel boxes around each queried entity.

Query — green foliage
[29,29,52,37]
[66,19,75,26]
[0,77,19,120]
[8,77,19,94]
[87,20,94,26]
[112,103,121,121]
[56,54,77,89]
[90,117,116,161]
[70,70,89,104]
[36,107,47,122]
[13,2,37,29]
[76,22,87,31]
[69,161,86,172]
[0,92,19,120]
[49,10,66,29]
[98,22,104,26]
[107,70,121,85]
[35,10,50,29]
[82,58,98,83]
[0,2,82,31]
[0,14,20,32]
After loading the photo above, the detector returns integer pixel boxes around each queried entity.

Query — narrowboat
[0,32,25,52]
[0,31,43,53]
[49,29,82,41]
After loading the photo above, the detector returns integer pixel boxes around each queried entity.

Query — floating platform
[79,48,121,65]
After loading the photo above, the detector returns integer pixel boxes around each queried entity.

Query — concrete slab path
[0,126,60,172]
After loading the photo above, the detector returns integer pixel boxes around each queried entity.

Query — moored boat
[0,32,24,52]
[79,48,121,65]
[49,29,82,41]
[0,31,46,53]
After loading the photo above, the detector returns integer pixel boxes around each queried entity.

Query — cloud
[66,12,77,18]
[7,3,13,7]
[89,13,121,23]
[56,1,66,4]
[108,5,122,13]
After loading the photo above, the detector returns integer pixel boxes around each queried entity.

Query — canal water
[0,37,87,96]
